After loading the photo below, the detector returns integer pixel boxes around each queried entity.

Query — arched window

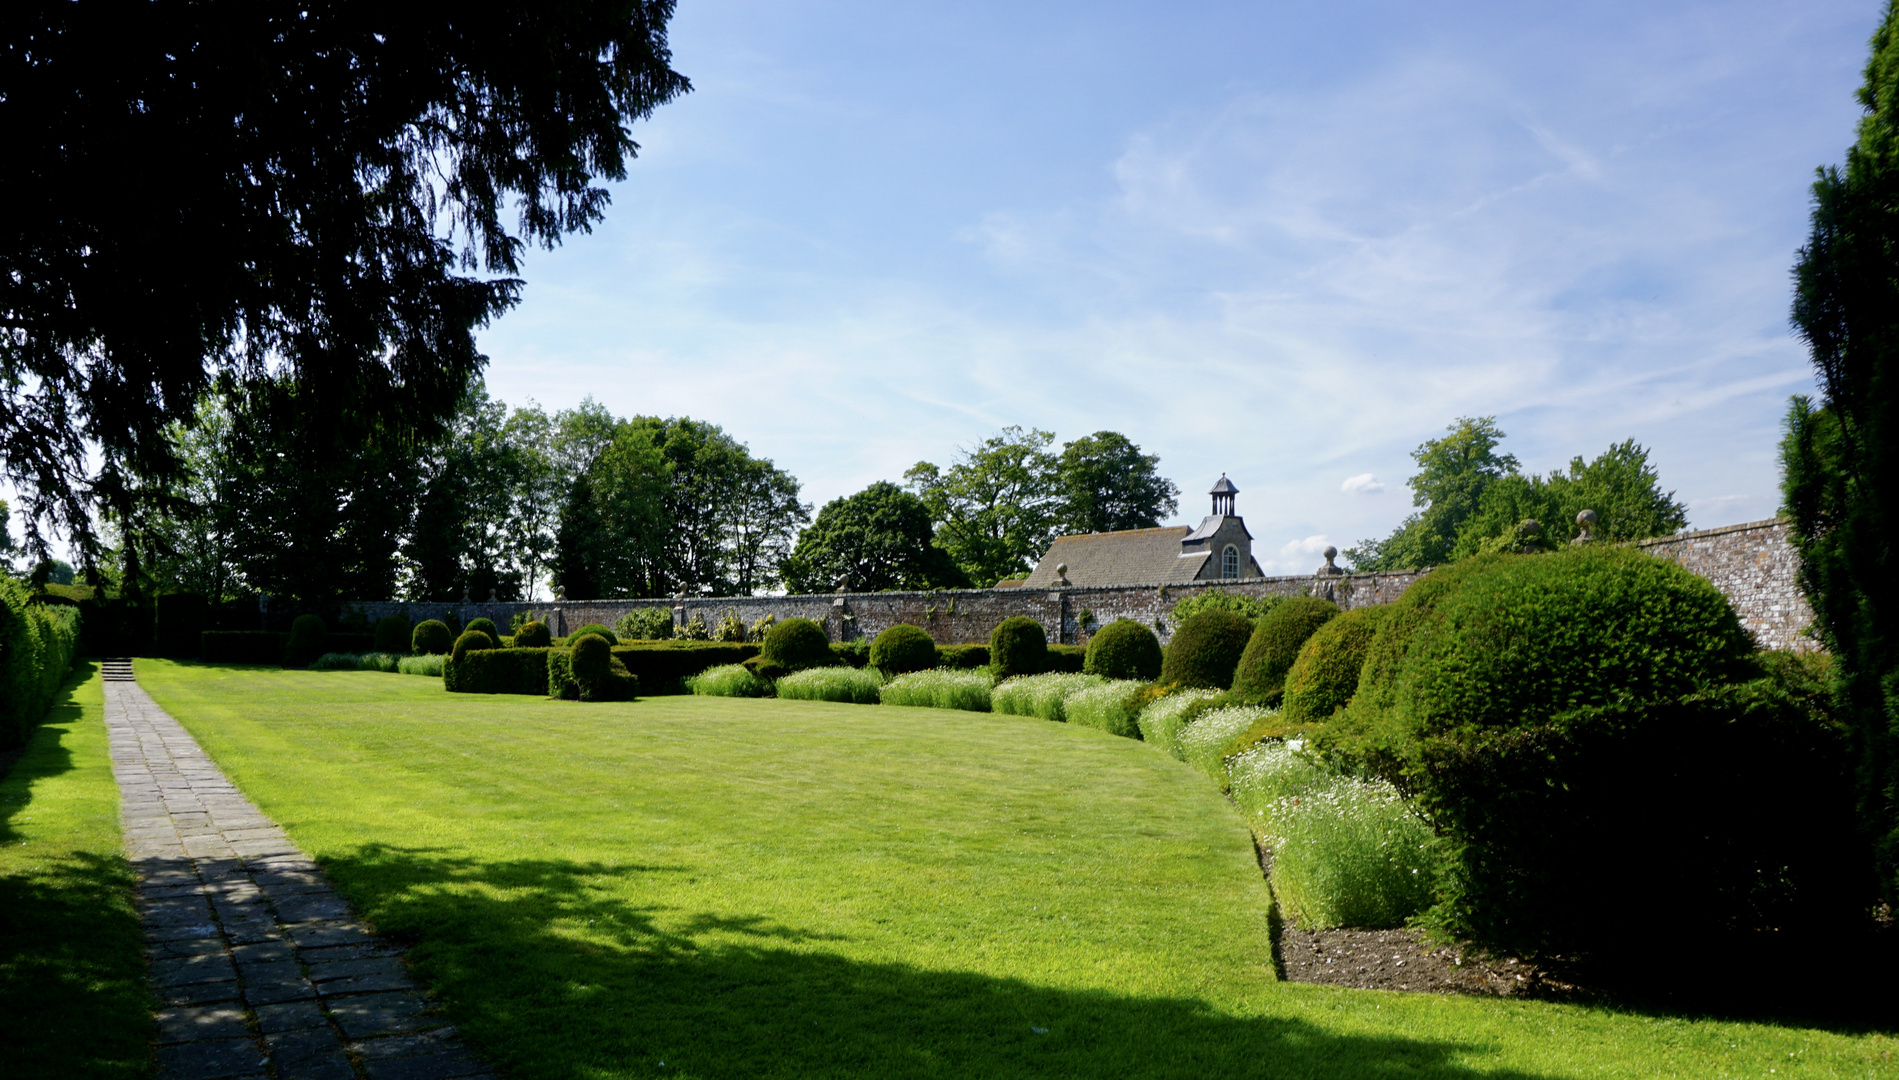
[1222,545,1240,578]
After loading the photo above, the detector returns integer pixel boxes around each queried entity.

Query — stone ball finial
[1573,508,1598,545]
[1517,519,1541,538]
[1055,563,1068,576]
[1319,546,1344,575]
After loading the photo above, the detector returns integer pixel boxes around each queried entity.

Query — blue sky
[476,0,1880,573]
[13,1,1875,572]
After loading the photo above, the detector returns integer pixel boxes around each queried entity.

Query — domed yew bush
[1157,610,1253,690]
[411,619,453,656]
[1230,596,1339,705]
[464,617,498,640]
[869,624,936,675]
[286,613,327,667]
[1083,618,1162,681]
[1331,545,1862,974]
[373,614,410,654]
[762,617,834,672]
[570,634,611,693]
[451,628,496,663]
[512,620,552,648]
[1279,605,1389,723]
[989,616,1047,680]
[568,623,617,646]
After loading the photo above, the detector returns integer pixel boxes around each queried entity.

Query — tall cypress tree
[1785,0,1899,904]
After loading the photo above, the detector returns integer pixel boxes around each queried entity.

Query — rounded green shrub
[869,624,936,675]
[464,617,498,640]
[1348,553,1511,718]
[286,613,327,667]
[1231,596,1340,705]
[1083,618,1163,681]
[372,614,410,654]
[1280,605,1390,723]
[570,634,612,696]
[512,620,552,648]
[411,619,453,655]
[569,623,618,647]
[761,617,834,672]
[451,629,496,663]
[989,616,1047,680]
[1157,610,1254,690]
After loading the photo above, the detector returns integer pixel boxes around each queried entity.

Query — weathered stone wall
[1635,517,1815,652]
[340,518,1812,652]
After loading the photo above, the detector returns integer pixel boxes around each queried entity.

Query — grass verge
[137,661,1896,1080]
[0,662,150,1079]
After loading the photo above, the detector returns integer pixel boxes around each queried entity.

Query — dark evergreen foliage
[1157,611,1254,690]
[761,618,834,673]
[451,629,497,664]
[1230,597,1340,706]
[1083,619,1163,681]
[869,625,936,676]
[512,620,553,649]
[372,615,411,655]
[464,618,499,641]
[1280,605,1391,723]
[411,619,454,656]
[989,617,1048,680]
[784,482,966,593]
[285,614,327,668]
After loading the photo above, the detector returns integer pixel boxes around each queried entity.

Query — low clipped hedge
[201,631,291,665]
[1083,618,1163,681]
[869,624,936,675]
[442,648,553,694]
[936,644,989,669]
[990,617,1047,679]
[451,629,497,664]
[548,644,639,701]
[614,642,760,694]
[1,579,81,747]
[567,623,618,647]
[154,592,209,658]
[1231,596,1339,705]
[1280,605,1390,723]
[1158,610,1254,690]
[762,618,834,672]
[1045,643,1085,673]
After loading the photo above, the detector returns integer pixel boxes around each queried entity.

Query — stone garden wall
[343,517,1814,651]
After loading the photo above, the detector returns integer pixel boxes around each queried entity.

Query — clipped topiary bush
[1083,618,1163,681]
[1280,605,1391,724]
[570,634,610,691]
[869,624,936,676]
[512,620,552,648]
[372,614,410,654]
[569,623,618,647]
[1231,596,1340,705]
[464,617,498,640]
[411,619,453,656]
[554,636,638,701]
[1157,610,1254,690]
[286,613,327,668]
[451,629,497,664]
[761,617,834,673]
[989,616,1047,680]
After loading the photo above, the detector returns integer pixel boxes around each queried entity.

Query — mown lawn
[140,660,1895,1080]
[0,663,151,1079]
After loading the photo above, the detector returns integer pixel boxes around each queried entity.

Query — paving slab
[104,666,492,1080]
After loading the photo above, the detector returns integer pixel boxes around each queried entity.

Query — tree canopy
[1348,419,1685,570]
[783,482,968,594]
[1783,0,1899,905]
[0,2,688,563]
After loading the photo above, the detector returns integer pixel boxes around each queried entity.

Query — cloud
[1341,473,1386,495]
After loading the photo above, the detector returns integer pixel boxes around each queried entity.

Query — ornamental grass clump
[1135,688,1225,760]
[1062,680,1149,738]
[685,664,771,698]
[990,672,1106,722]
[777,665,885,705]
[397,653,445,677]
[310,652,359,671]
[1177,704,1275,779]
[1227,742,1435,930]
[878,669,993,712]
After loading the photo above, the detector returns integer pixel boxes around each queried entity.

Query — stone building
[1020,475,1265,588]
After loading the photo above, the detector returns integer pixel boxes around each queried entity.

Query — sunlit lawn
[139,659,1896,1080]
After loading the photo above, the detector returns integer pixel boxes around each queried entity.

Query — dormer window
[1222,545,1239,578]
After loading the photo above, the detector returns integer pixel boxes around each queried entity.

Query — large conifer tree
[1785,0,1899,904]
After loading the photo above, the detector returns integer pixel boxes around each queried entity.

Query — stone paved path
[102,659,499,1080]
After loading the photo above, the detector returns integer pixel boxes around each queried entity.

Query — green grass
[135,661,1896,1079]
[775,665,884,704]
[0,663,151,1079]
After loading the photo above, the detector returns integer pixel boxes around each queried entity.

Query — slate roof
[1023,527,1212,588]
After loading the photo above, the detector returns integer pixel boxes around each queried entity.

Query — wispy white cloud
[1341,474,1386,495]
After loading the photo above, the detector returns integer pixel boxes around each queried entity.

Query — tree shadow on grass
[0,661,93,839]
[320,845,1558,1080]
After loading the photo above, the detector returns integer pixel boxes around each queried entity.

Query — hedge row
[1,579,81,748]
[199,631,375,665]
[441,641,760,696]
